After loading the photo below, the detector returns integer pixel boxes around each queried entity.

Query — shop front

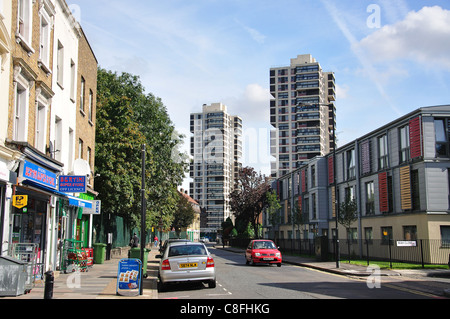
[0,160,17,256]
[11,157,65,275]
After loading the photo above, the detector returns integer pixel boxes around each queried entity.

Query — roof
[179,190,199,206]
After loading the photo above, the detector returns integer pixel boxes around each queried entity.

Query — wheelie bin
[129,247,150,278]
[93,243,107,264]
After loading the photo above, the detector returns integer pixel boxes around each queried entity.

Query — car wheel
[157,277,166,292]
[277,263,282,267]
[208,280,216,289]
[245,257,250,265]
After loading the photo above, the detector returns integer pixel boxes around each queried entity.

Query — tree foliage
[338,193,358,235]
[172,192,196,233]
[95,68,188,230]
[230,167,271,239]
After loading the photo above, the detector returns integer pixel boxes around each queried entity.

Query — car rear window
[168,245,207,257]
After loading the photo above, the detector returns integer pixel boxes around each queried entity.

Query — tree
[95,68,188,231]
[171,192,196,237]
[265,190,281,238]
[221,217,234,240]
[95,68,147,227]
[292,200,308,238]
[338,192,358,239]
[230,167,271,239]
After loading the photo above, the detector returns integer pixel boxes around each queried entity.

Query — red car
[245,240,282,267]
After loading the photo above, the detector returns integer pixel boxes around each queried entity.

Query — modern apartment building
[189,103,242,235]
[266,105,450,264]
[270,54,336,178]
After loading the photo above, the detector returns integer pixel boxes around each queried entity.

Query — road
[157,245,448,300]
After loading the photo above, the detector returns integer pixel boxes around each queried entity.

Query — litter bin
[0,256,28,297]
[93,243,107,264]
[128,247,150,278]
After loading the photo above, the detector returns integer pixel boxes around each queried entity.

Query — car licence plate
[263,258,274,261]
[179,263,198,268]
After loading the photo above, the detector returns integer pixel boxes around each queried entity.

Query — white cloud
[335,84,349,99]
[234,19,267,44]
[225,83,271,124]
[357,6,450,70]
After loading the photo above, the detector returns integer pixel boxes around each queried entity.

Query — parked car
[245,240,282,267]
[157,241,216,291]
[200,237,209,243]
[159,238,190,254]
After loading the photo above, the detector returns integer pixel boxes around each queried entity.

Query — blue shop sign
[22,160,57,190]
[59,175,87,193]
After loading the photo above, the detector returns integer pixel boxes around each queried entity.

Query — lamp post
[140,144,146,295]
[332,105,340,269]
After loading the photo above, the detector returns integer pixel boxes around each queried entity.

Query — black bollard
[44,271,54,299]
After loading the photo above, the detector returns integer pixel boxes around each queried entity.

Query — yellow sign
[13,195,28,209]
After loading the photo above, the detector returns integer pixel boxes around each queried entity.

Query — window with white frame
[17,0,33,47]
[14,82,28,141]
[88,89,93,122]
[35,102,47,153]
[68,128,74,171]
[54,117,62,161]
[78,138,83,159]
[39,11,51,68]
[56,41,64,87]
[80,76,85,113]
[70,60,76,101]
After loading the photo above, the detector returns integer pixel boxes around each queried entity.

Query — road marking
[382,283,444,299]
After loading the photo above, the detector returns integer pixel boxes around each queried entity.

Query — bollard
[44,271,54,299]
[448,254,450,269]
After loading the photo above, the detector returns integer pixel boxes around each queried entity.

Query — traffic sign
[13,195,28,209]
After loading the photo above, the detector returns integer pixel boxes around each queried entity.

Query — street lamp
[140,144,146,295]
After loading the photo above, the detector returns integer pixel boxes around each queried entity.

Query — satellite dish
[73,159,91,176]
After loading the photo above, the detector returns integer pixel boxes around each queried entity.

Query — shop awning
[67,196,93,209]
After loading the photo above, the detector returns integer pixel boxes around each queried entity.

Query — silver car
[157,242,216,290]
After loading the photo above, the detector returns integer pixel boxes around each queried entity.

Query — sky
[67,0,450,189]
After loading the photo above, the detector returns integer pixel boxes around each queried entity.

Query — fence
[230,237,450,268]
[335,239,450,267]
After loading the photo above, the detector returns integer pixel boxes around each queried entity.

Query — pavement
[2,244,449,300]
[1,246,161,300]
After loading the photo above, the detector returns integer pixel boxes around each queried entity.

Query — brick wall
[76,28,97,188]
[8,0,55,150]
